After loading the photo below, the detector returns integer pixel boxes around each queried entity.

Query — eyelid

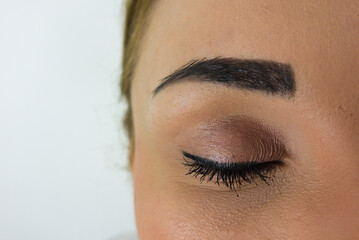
[183,116,288,164]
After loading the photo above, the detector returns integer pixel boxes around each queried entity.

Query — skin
[130,1,359,239]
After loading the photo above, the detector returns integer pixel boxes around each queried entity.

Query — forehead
[131,0,358,107]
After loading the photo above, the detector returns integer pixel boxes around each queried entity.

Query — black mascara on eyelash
[182,151,284,196]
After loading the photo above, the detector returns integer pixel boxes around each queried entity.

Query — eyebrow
[152,57,296,97]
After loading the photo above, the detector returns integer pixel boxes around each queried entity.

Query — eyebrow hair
[152,57,296,97]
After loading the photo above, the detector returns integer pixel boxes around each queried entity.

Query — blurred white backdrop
[0,0,137,239]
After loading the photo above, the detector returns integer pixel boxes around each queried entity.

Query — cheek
[133,153,193,239]
[132,135,175,239]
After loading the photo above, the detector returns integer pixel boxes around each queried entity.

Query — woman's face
[130,1,359,239]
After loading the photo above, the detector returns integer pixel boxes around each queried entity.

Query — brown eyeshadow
[182,116,287,163]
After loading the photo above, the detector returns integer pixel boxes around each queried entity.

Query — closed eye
[182,151,284,196]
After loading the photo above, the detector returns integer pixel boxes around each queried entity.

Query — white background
[0,0,137,239]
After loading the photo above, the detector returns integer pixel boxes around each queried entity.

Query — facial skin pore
[130,1,359,239]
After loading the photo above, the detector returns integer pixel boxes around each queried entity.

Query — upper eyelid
[181,131,287,165]
[180,116,289,161]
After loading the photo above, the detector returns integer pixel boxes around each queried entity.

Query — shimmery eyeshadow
[181,116,287,164]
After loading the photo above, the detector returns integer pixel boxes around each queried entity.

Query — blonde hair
[121,0,156,166]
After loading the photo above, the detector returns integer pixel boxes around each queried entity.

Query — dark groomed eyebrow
[152,57,295,97]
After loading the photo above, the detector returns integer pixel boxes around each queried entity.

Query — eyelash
[182,151,284,194]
